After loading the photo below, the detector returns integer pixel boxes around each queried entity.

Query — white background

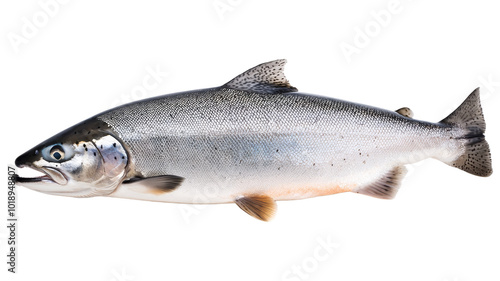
[1,1,499,281]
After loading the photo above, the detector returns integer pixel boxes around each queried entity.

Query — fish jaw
[15,165,88,196]
[15,162,126,198]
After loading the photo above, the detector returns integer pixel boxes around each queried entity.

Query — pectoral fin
[122,175,184,195]
[235,195,277,221]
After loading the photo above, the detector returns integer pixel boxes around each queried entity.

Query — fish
[15,59,492,221]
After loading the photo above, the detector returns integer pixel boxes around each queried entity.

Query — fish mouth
[15,166,68,185]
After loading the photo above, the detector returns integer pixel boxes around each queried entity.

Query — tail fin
[440,88,492,177]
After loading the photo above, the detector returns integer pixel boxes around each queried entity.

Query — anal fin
[235,195,277,221]
[122,175,184,195]
[353,166,407,199]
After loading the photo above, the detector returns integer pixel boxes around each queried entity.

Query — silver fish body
[15,60,492,221]
[101,88,458,202]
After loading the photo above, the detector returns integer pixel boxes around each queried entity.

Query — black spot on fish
[122,156,125,159]
[276,149,279,152]
[93,152,96,156]
[87,131,91,134]
[85,148,88,151]
[114,156,117,160]
[83,144,86,148]
[100,145,103,149]
[113,143,116,147]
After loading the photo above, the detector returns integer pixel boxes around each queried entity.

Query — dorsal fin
[223,59,298,94]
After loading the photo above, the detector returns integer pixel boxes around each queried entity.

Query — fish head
[15,118,128,197]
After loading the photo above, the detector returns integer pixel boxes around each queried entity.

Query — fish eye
[42,143,75,163]
[50,146,65,161]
